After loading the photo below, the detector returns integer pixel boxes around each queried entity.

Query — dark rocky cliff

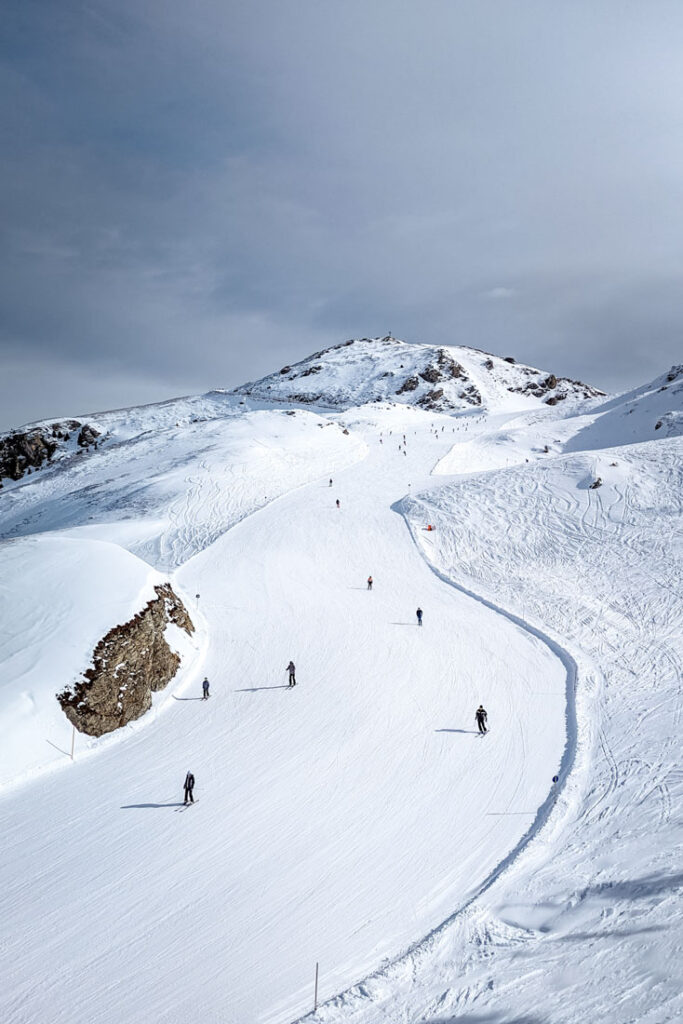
[0,420,101,486]
[57,583,194,736]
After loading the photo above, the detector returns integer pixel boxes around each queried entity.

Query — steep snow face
[565,364,683,451]
[233,335,604,413]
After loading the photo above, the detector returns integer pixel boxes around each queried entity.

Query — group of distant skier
[183,453,489,802]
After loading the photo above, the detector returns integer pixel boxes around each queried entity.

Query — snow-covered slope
[314,432,682,1024]
[0,536,198,788]
[0,339,680,1024]
[565,363,683,450]
[233,335,604,413]
[0,408,365,570]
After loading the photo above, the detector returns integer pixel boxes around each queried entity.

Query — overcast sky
[2,1,682,429]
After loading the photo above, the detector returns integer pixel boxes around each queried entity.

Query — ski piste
[1,344,680,1024]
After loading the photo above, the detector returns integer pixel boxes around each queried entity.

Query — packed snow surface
[0,340,681,1024]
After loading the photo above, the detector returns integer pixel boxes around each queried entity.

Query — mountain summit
[233,335,605,412]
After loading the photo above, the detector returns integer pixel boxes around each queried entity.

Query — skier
[367,575,373,590]
[287,660,296,687]
[329,478,333,487]
[336,499,340,509]
[183,771,195,805]
[475,705,488,734]
[202,677,210,700]
[416,607,423,626]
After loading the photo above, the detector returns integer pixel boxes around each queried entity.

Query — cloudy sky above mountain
[2,1,682,428]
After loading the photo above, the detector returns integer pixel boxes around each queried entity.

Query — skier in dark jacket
[475,705,488,733]
[287,661,296,687]
[202,677,210,700]
[367,575,373,590]
[183,771,195,804]
[416,607,423,626]
[329,478,333,487]
[336,499,340,509]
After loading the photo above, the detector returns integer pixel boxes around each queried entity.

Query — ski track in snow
[0,409,570,1024]
[1,374,681,1024]
[304,434,682,1024]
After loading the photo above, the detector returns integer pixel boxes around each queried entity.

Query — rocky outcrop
[287,392,323,404]
[508,373,604,402]
[77,424,101,448]
[396,375,419,394]
[435,348,465,379]
[0,429,57,482]
[0,419,103,485]
[416,388,450,410]
[458,384,483,406]
[419,365,443,384]
[56,584,194,737]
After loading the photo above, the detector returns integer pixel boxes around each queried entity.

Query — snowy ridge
[565,363,683,450]
[233,335,605,413]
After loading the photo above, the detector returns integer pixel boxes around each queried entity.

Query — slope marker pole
[314,961,319,1011]
[70,724,75,761]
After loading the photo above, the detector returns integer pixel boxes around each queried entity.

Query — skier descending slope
[416,607,423,626]
[202,677,210,700]
[329,478,333,487]
[287,661,296,687]
[367,576,373,590]
[336,499,340,509]
[475,705,488,734]
[183,771,195,805]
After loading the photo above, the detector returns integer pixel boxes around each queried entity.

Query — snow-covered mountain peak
[232,335,605,413]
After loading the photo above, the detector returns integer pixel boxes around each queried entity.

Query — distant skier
[367,575,373,590]
[475,705,488,734]
[336,499,340,509]
[183,771,195,804]
[329,478,333,487]
[202,677,210,700]
[287,661,296,687]
[416,607,423,626]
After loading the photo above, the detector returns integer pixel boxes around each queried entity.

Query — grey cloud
[1,0,682,428]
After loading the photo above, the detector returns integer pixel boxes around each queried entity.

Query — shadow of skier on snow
[234,685,290,692]
[435,728,480,734]
[120,802,185,809]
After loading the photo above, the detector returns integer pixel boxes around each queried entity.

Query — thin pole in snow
[70,724,75,761]
[314,962,319,1011]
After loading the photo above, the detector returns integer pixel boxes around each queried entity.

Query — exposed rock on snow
[396,375,419,394]
[232,336,603,413]
[0,419,103,484]
[77,424,101,448]
[0,429,57,482]
[57,584,194,736]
